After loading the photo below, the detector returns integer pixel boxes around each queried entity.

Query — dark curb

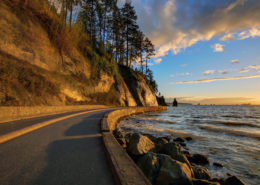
[101,106,166,185]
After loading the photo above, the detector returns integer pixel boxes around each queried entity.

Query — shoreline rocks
[113,131,246,185]
[187,153,210,165]
[213,162,224,168]
[127,133,155,156]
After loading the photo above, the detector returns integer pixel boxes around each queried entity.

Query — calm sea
[118,105,260,185]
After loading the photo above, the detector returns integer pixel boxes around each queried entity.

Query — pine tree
[143,37,155,74]
[121,2,138,67]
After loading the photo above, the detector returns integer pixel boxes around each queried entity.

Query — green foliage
[88,86,121,105]
[2,0,159,106]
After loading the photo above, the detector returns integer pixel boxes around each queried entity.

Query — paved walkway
[0,110,115,185]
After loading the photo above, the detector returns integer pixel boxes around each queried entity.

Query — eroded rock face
[156,154,193,185]
[0,2,90,76]
[119,66,158,106]
[115,81,137,106]
[127,133,155,155]
[136,80,158,106]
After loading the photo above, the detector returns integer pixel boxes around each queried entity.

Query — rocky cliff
[0,1,157,107]
[119,66,158,106]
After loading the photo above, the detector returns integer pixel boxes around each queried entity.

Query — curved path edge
[0,105,111,124]
[0,108,110,144]
[101,106,167,185]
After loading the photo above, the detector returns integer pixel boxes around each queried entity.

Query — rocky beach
[115,105,260,185]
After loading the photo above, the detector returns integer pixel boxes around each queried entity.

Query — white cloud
[130,0,260,57]
[171,75,260,84]
[165,96,257,105]
[238,28,260,40]
[203,70,228,75]
[154,58,162,64]
[203,70,217,75]
[231,59,239,64]
[248,65,260,70]
[220,33,234,41]
[177,72,191,77]
[219,70,228,75]
[170,74,175,78]
[240,68,249,73]
[181,64,187,67]
[239,65,260,73]
[211,43,224,52]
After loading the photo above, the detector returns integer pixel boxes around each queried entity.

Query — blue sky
[122,0,260,105]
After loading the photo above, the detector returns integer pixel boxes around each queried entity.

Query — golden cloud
[134,0,260,57]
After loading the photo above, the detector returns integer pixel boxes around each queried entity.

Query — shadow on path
[29,111,115,185]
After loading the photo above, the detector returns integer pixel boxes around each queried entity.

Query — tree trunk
[126,24,129,67]
[69,2,73,28]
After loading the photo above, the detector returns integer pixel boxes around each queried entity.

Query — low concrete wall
[0,105,110,123]
[102,106,167,185]
[102,106,166,132]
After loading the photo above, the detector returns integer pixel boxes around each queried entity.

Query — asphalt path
[0,109,102,136]
[0,109,116,185]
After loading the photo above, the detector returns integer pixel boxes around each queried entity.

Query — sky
[120,0,260,105]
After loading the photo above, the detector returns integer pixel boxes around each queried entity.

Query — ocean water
[118,105,260,185]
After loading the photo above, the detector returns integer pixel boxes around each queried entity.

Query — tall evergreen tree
[121,2,138,67]
[143,37,155,74]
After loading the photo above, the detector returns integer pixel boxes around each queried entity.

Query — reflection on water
[119,105,260,185]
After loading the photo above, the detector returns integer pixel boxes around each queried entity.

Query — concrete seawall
[102,106,167,185]
[0,105,109,123]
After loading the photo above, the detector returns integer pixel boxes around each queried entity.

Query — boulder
[137,153,161,184]
[179,142,187,147]
[213,162,224,168]
[156,137,169,145]
[124,133,133,145]
[185,137,193,141]
[226,173,232,177]
[192,166,211,180]
[143,134,158,142]
[127,133,155,155]
[183,151,191,156]
[156,154,193,185]
[116,138,127,148]
[174,137,185,143]
[225,176,246,185]
[143,134,169,144]
[193,179,220,185]
[113,128,123,138]
[159,142,191,168]
[154,137,169,151]
[210,178,226,185]
[187,154,210,165]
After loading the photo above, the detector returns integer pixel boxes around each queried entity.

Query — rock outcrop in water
[114,131,247,185]
[173,98,178,107]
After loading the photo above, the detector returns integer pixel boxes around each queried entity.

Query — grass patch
[88,86,121,106]
[0,52,61,106]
